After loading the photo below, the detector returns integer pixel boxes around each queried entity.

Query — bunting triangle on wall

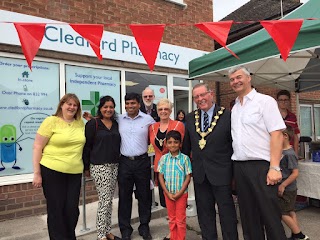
[14,23,46,70]
[130,24,165,71]
[70,24,104,60]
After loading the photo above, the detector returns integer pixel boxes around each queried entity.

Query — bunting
[13,23,46,70]
[260,19,303,61]
[70,24,104,60]
[129,24,165,71]
[195,21,239,59]
[9,19,309,71]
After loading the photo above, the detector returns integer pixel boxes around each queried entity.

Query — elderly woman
[32,93,85,240]
[149,98,185,240]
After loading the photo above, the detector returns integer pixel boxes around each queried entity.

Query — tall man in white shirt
[118,92,155,240]
[228,66,287,240]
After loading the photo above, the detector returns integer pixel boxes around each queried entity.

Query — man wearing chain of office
[182,83,238,240]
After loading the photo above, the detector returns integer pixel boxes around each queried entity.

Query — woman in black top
[83,96,121,240]
[175,109,186,125]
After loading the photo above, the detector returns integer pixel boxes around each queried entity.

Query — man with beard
[140,87,160,122]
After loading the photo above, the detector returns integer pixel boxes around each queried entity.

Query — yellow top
[38,116,85,174]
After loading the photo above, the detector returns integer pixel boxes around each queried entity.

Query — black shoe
[140,232,152,240]
[122,236,131,240]
[163,237,170,240]
[107,236,122,240]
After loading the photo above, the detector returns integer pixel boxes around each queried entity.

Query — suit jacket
[140,103,160,122]
[149,119,185,172]
[182,106,233,186]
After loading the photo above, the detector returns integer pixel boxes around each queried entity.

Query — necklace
[152,121,180,147]
[195,107,225,150]
[152,125,166,146]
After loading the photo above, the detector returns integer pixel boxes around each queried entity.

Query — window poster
[0,57,59,177]
[66,65,121,116]
[149,84,167,104]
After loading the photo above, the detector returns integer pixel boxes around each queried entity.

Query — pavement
[1,186,320,240]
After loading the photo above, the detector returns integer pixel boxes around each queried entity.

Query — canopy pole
[296,92,300,133]
[280,0,284,18]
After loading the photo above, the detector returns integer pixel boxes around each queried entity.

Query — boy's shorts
[278,190,297,215]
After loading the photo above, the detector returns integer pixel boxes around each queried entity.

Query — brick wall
[0,0,213,51]
[0,0,213,221]
[219,82,320,113]
[0,180,98,221]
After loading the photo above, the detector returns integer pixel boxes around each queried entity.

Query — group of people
[32,65,308,240]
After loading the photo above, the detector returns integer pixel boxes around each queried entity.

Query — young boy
[278,125,309,240]
[158,130,192,240]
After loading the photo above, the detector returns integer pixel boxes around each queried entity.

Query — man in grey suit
[182,83,238,240]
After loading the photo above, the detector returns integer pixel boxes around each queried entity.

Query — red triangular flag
[195,21,238,59]
[14,23,46,70]
[130,24,165,71]
[70,24,104,60]
[260,19,303,61]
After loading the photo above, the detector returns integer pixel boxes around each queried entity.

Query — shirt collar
[122,110,143,120]
[235,88,257,104]
[168,151,181,159]
[201,103,215,115]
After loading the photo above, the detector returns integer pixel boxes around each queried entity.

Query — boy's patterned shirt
[158,151,192,194]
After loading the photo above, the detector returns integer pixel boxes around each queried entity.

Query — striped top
[157,151,192,194]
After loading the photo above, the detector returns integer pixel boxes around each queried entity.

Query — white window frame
[299,104,315,140]
[163,0,187,8]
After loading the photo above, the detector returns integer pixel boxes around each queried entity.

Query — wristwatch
[269,166,281,172]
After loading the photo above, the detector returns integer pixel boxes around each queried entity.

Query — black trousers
[233,160,287,240]
[41,165,82,240]
[194,176,238,240]
[155,172,166,207]
[118,155,152,237]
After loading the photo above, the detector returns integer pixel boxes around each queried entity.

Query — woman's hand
[32,172,42,188]
[84,170,91,178]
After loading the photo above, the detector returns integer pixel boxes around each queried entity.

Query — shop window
[66,65,121,116]
[300,104,320,140]
[125,72,167,104]
[0,57,59,178]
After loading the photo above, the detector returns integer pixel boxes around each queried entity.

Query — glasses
[193,91,210,100]
[277,99,289,103]
[158,108,170,111]
[143,95,154,98]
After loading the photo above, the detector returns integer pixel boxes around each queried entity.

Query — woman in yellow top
[32,93,85,240]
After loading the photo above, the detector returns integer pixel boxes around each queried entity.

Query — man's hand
[266,169,282,185]
[83,112,93,121]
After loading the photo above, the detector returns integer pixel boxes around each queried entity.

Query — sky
[213,0,309,21]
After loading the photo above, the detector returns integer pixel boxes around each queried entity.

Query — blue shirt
[118,110,155,156]
[201,104,215,131]
[158,151,192,194]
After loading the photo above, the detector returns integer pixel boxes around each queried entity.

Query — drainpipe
[216,82,221,106]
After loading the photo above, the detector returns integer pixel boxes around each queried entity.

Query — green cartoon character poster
[0,125,22,171]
